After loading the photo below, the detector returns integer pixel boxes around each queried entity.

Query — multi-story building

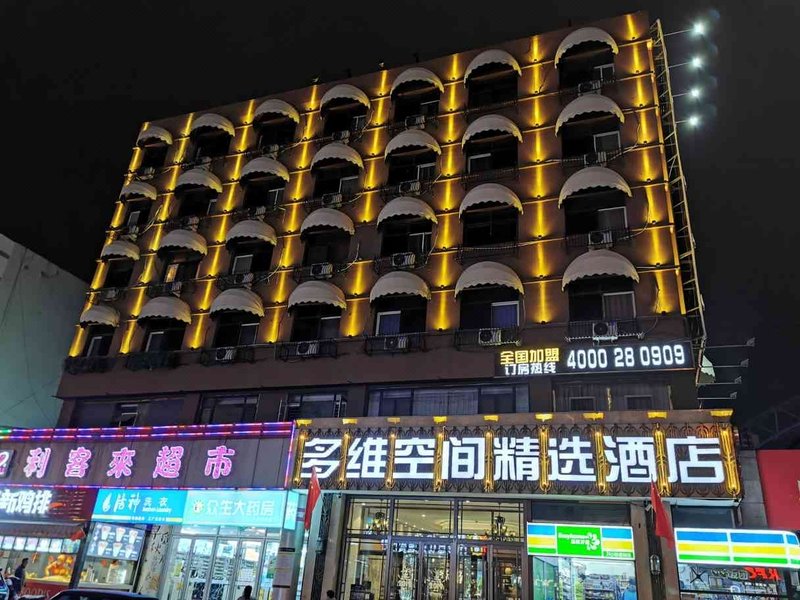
[27,9,796,600]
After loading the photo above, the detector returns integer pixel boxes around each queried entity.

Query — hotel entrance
[340,498,524,600]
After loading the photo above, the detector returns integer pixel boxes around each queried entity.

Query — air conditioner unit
[214,347,237,362]
[332,130,350,142]
[310,262,334,278]
[398,180,421,195]
[577,80,601,95]
[100,288,121,302]
[391,252,416,268]
[384,335,409,351]
[587,229,613,248]
[262,143,280,156]
[405,115,426,128]
[233,272,254,286]
[251,205,268,218]
[591,321,619,341]
[139,167,156,180]
[584,151,608,167]
[196,155,212,168]
[127,224,140,235]
[166,281,184,295]
[477,328,503,346]
[321,192,343,208]
[295,341,320,357]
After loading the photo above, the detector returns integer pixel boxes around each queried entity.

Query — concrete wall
[0,235,86,427]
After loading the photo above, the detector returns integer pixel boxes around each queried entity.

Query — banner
[527,523,634,560]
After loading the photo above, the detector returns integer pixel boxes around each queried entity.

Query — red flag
[650,481,675,548]
[304,467,321,531]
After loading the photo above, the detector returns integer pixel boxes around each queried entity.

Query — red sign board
[757,450,800,530]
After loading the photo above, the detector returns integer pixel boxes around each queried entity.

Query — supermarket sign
[675,528,800,569]
[527,522,634,560]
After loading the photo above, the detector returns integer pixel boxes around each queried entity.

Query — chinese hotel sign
[292,412,741,498]
[0,422,292,489]
[496,340,694,377]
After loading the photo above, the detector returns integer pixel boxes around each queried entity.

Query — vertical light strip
[338,430,352,490]
[385,430,397,490]
[190,313,208,349]
[538,426,551,492]
[594,426,609,494]
[653,425,671,496]
[292,430,308,487]
[68,327,87,357]
[483,429,494,492]
[433,427,445,492]
[718,424,741,497]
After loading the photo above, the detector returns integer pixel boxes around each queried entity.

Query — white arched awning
[555,27,619,65]
[80,305,120,328]
[157,229,208,256]
[455,262,524,296]
[190,113,235,137]
[462,115,523,147]
[210,288,265,318]
[310,142,364,171]
[100,240,140,261]
[370,271,431,303]
[225,220,278,246]
[137,296,192,324]
[175,169,223,193]
[562,249,639,289]
[300,208,355,236]
[464,49,522,83]
[559,167,632,207]
[320,84,370,112]
[555,95,625,134]
[240,157,290,183]
[384,129,441,159]
[390,67,444,96]
[137,125,173,147]
[119,181,157,201]
[253,98,301,124]
[459,183,523,217]
[288,281,346,310]
[377,197,438,227]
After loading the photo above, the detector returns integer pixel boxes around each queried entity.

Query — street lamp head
[689,87,702,99]
[687,115,700,127]
[690,56,703,69]
[693,21,706,36]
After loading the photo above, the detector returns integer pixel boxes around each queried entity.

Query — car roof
[53,590,158,600]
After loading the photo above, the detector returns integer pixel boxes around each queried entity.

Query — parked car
[50,591,158,600]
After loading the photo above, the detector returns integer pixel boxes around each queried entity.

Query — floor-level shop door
[389,542,452,600]
[456,545,522,600]
[208,539,239,600]
[490,547,522,600]
[389,542,419,600]
[231,540,263,600]
[186,538,215,600]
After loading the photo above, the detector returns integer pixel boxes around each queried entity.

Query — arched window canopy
[558,166,631,207]
[555,27,619,65]
[455,261,524,296]
[562,249,639,289]
[555,95,625,134]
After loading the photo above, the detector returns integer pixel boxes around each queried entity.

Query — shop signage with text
[675,528,800,570]
[0,487,95,522]
[527,523,634,560]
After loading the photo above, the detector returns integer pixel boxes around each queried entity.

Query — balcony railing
[125,351,181,371]
[465,98,518,121]
[89,287,126,304]
[566,319,643,342]
[388,114,439,135]
[561,148,625,171]
[365,332,426,355]
[147,280,194,298]
[454,327,521,349]
[164,215,201,232]
[199,346,255,366]
[63,355,115,375]
[457,240,519,263]
[215,271,271,290]
[558,78,616,104]
[372,251,428,274]
[380,178,435,201]
[276,339,338,361]
[303,191,359,212]
[232,203,280,223]
[461,166,519,188]
[293,262,348,283]
[565,228,632,250]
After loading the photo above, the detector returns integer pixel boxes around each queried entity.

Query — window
[124,199,150,231]
[83,325,114,357]
[192,131,230,159]
[460,287,519,330]
[568,396,596,411]
[214,314,259,347]
[420,99,439,117]
[238,322,259,345]
[199,395,258,424]
[596,206,627,230]
[178,189,216,217]
[554,383,608,412]
[352,114,367,132]
[339,175,360,196]
[602,291,635,320]
[319,316,340,339]
[243,181,285,210]
[417,162,436,181]
[376,311,401,335]
[491,301,519,328]
[593,63,615,81]
[381,219,433,256]
[139,144,168,171]
[291,305,342,341]
[468,153,492,173]
[367,384,528,417]
[103,260,133,288]
[467,67,518,108]
[372,297,427,335]
[256,118,296,148]
[303,230,350,265]
[163,259,199,283]
[593,131,620,153]
[568,278,634,322]
[283,393,346,419]
[462,206,518,246]
[564,189,628,236]
[111,403,139,427]
[231,254,253,274]
[624,395,653,410]
[142,324,184,352]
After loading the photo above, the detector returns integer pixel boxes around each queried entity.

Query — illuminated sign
[293,415,740,498]
[0,451,14,478]
[87,523,145,561]
[0,487,95,522]
[92,489,187,525]
[527,522,634,560]
[0,488,52,516]
[497,341,693,376]
[183,490,287,528]
[675,528,800,570]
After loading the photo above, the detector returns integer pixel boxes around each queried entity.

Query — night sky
[4,1,798,421]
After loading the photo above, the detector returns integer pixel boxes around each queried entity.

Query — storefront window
[80,523,145,589]
[393,501,453,537]
[0,536,80,587]
[459,501,523,541]
[533,556,637,600]
[678,564,790,600]
[348,500,391,536]
[343,539,387,600]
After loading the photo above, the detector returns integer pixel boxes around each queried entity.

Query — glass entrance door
[186,538,215,600]
[457,545,488,600]
[390,542,419,600]
[208,539,238,600]
[388,542,452,600]
[421,544,450,600]
[233,540,263,600]
[456,545,521,600]
[490,547,521,600]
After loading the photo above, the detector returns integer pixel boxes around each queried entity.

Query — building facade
[46,10,800,600]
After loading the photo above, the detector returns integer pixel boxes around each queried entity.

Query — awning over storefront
[79,305,120,328]
[390,67,444,95]
[210,288,265,318]
[300,208,355,236]
[288,280,346,310]
[253,98,301,124]
[175,168,223,193]
[119,181,157,201]
[562,249,639,289]
[136,125,173,146]
[225,219,278,246]
[100,240,140,261]
[320,84,370,112]
[240,156,291,183]
[555,27,620,65]
[370,271,431,303]
[455,261,524,296]
[384,129,441,159]
[462,114,523,147]
[459,183,523,216]
[157,229,208,256]
[377,197,438,226]
[137,296,192,324]
[310,142,364,170]
[555,94,625,134]
[464,49,522,83]
[190,113,235,137]
[558,166,632,206]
